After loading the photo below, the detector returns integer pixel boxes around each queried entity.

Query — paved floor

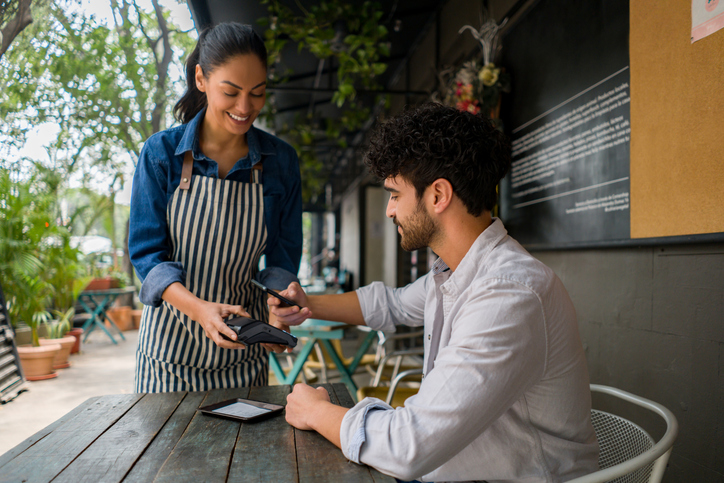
[0,329,138,455]
[0,328,383,456]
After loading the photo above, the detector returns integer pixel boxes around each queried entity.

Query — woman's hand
[261,315,293,354]
[193,301,250,350]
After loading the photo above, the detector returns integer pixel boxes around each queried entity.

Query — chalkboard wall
[499,0,631,249]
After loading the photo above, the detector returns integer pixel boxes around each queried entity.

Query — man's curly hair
[364,103,512,216]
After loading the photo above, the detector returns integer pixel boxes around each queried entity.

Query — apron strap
[181,151,262,187]
[180,151,193,190]
[251,163,263,183]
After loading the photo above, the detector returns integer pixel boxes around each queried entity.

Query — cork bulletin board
[498,0,724,249]
[629,1,724,239]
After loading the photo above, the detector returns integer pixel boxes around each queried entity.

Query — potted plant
[12,274,61,380]
[39,308,78,369]
[41,234,92,359]
[0,166,61,380]
[104,267,134,331]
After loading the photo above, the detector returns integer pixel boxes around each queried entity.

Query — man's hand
[268,282,312,326]
[262,282,313,353]
[285,383,348,448]
[285,383,332,430]
[193,301,249,350]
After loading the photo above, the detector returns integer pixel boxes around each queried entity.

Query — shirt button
[428,334,431,340]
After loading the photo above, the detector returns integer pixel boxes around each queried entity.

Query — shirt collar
[431,257,449,275]
[174,108,204,156]
[440,217,508,295]
[174,108,275,166]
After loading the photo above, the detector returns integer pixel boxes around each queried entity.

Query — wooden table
[0,383,395,483]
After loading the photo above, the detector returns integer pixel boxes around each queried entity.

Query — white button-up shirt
[341,219,599,482]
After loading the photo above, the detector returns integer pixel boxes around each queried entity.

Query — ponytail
[174,24,267,125]
[174,29,210,124]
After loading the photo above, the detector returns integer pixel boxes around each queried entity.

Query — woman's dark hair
[174,23,267,124]
[364,102,512,216]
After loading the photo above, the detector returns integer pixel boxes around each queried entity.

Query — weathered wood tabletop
[0,383,395,483]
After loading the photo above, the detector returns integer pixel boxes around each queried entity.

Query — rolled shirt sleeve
[129,135,185,307]
[138,261,186,307]
[340,400,393,464]
[354,273,430,332]
[339,279,548,482]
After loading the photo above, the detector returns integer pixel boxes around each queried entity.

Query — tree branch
[130,0,159,65]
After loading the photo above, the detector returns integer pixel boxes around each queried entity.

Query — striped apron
[135,151,268,393]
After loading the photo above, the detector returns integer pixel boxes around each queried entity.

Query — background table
[269,319,379,400]
[77,287,135,344]
[0,383,394,483]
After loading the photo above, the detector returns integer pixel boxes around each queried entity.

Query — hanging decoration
[435,12,510,127]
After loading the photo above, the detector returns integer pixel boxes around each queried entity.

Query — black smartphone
[197,397,284,422]
[250,278,303,309]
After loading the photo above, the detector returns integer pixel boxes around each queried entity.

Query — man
[270,103,599,482]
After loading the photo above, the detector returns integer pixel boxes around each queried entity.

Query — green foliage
[104,266,131,288]
[0,0,195,290]
[49,307,74,339]
[264,0,388,107]
[260,0,390,204]
[0,165,55,346]
[0,1,194,166]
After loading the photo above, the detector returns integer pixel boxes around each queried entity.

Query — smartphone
[197,397,284,422]
[250,278,303,309]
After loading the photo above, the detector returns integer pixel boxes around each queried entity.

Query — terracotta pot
[131,309,143,329]
[106,306,133,331]
[39,336,76,369]
[85,277,120,291]
[13,324,50,346]
[67,327,84,354]
[18,343,61,381]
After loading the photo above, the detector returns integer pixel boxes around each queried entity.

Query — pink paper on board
[692,0,724,42]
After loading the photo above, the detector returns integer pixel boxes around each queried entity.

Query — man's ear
[194,64,206,92]
[428,178,454,214]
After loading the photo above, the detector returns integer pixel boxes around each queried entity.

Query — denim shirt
[129,108,302,307]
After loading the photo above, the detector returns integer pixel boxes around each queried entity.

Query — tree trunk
[0,0,33,60]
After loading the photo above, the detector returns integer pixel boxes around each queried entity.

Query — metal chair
[568,384,678,483]
[378,381,678,482]
[356,342,424,407]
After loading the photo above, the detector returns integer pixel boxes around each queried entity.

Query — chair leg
[391,355,403,382]
[314,342,328,383]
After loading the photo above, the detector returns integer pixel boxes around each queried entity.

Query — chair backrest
[567,384,678,483]
[591,409,654,483]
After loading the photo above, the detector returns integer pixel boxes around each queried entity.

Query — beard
[395,200,439,252]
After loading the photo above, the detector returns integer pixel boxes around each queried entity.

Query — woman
[129,23,302,393]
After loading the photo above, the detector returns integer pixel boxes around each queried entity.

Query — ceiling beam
[186,0,212,29]
[274,54,407,84]
[268,86,429,96]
